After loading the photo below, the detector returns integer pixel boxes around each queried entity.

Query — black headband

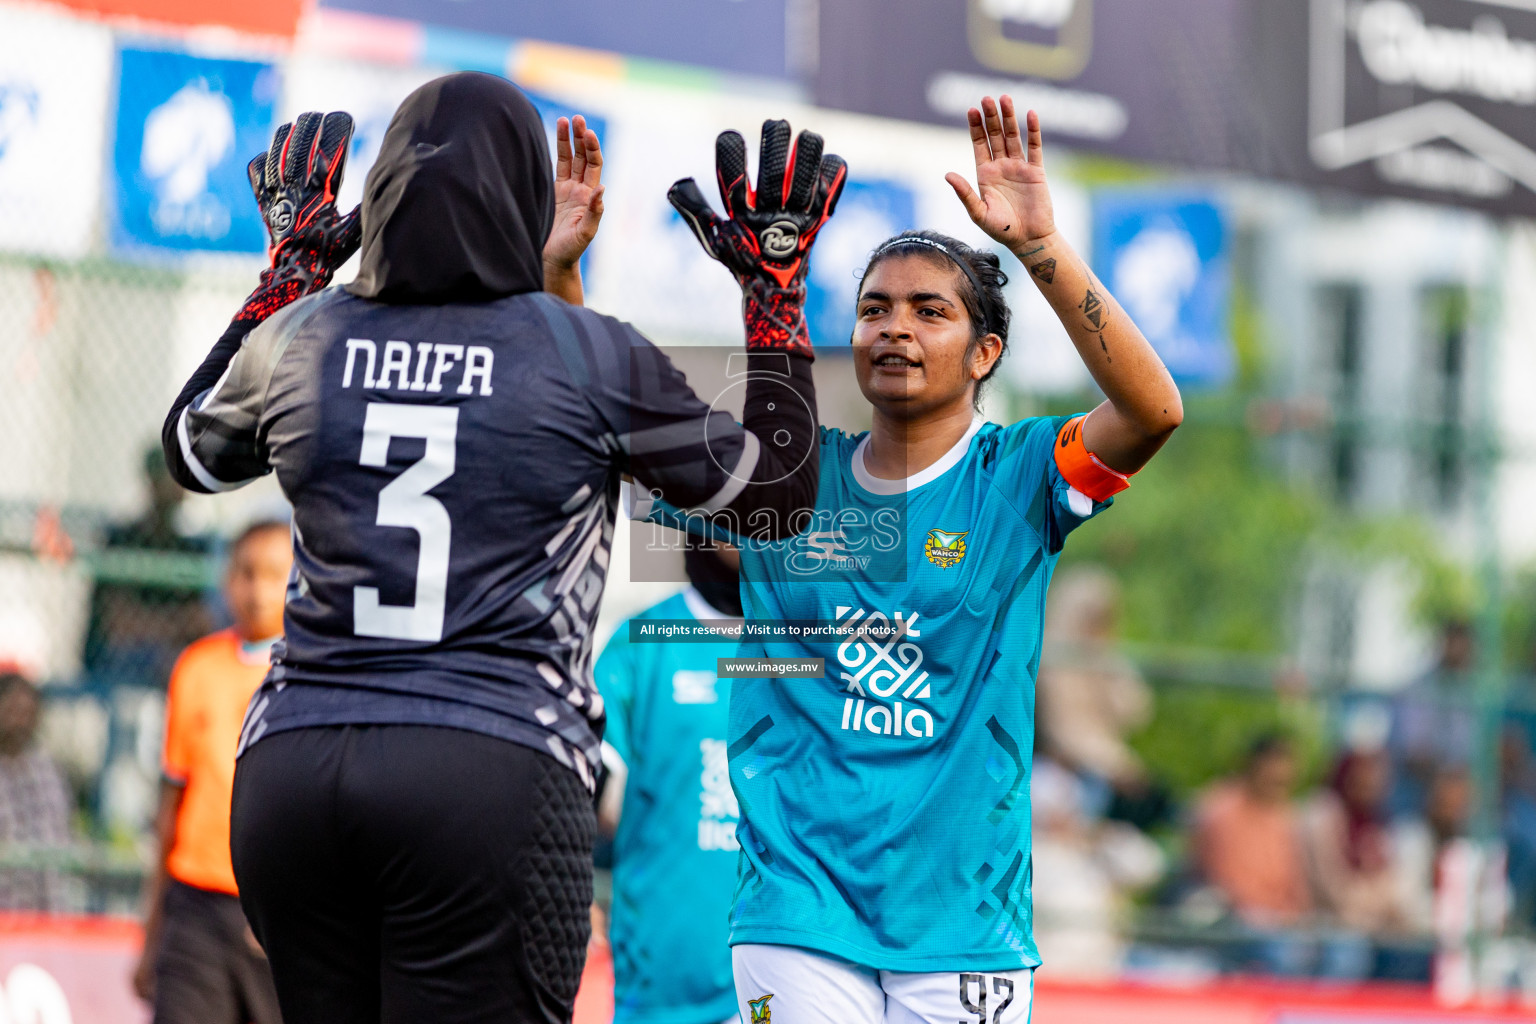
[870,235,998,335]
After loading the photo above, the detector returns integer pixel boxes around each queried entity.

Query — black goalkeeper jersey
[171,286,812,787]
[165,76,818,788]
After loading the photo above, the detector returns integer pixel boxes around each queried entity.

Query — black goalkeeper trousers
[230,725,595,1024]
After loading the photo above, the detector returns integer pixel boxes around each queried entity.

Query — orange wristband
[1054,415,1131,502]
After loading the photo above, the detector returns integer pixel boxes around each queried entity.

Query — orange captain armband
[1054,415,1132,502]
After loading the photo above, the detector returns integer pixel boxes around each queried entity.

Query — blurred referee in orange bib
[134,520,290,1024]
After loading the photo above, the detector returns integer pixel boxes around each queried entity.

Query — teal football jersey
[724,415,1108,972]
[596,590,742,1024]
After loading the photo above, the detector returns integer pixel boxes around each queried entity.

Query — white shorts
[732,944,1035,1024]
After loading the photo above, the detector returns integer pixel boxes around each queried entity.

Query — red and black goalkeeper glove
[668,120,846,359]
[231,111,361,331]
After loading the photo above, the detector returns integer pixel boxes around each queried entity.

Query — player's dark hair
[231,519,289,560]
[858,230,1011,410]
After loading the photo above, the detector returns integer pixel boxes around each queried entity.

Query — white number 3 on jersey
[354,403,459,642]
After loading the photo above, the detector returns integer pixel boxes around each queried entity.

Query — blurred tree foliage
[1127,683,1328,800]
[1504,567,1536,687]
[1042,400,1338,794]
[1053,401,1323,654]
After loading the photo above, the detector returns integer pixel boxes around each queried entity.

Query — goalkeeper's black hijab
[349,72,553,303]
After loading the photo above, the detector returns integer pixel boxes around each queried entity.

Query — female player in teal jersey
[659,96,1182,1024]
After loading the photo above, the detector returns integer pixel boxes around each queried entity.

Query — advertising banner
[815,0,1536,217]
[0,11,112,258]
[575,942,1536,1024]
[43,0,302,39]
[581,105,749,345]
[315,0,791,80]
[1092,192,1230,387]
[1276,0,1536,215]
[815,0,1257,177]
[804,178,917,349]
[111,47,278,257]
[0,915,146,1024]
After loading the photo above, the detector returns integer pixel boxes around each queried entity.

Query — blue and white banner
[1093,191,1230,387]
[805,178,916,349]
[317,0,790,80]
[112,47,278,256]
[0,10,111,258]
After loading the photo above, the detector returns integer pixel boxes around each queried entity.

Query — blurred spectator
[0,672,74,910]
[1191,734,1385,979]
[82,446,214,691]
[1499,727,1536,930]
[1387,619,1476,819]
[1038,567,1168,828]
[133,521,288,1024]
[1390,753,1526,992]
[1506,726,1536,798]
[1300,749,1408,934]
[1192,733,1311,927]
[1031,755,1164,979]
[1393,766,1473,933]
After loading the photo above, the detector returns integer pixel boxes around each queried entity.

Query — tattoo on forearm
[1018,244,1044,259]
[1029,258,1056,284]
[1079,288,1105,330]
[1099,335,1110,362]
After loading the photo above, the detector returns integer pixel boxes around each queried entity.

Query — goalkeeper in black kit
[160,72,845,1024]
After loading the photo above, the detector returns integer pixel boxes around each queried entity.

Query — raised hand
[667,119,846,358]
[945,95,1054,254]
[544,114,605,275]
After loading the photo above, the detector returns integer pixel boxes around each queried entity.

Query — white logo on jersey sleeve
[698,738,739,851]
[672,670,719,704]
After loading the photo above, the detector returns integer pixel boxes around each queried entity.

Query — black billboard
[814,0,1536,217]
